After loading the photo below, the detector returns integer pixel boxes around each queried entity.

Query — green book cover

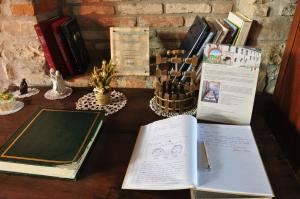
[0,108,105,167]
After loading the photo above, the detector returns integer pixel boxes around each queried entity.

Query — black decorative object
[19,78,28,95]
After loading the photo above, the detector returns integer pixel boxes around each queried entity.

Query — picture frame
[110,27,149,76]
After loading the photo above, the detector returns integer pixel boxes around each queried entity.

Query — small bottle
[19,78,28,95]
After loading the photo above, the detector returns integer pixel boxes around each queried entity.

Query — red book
[34,17,69,78]
[51,16,76,76]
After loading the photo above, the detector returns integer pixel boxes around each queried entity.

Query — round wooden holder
[154,91,196,113]
[153,49,199,114]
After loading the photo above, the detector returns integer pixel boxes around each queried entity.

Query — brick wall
[0,0,61,89]
[65,1,233,61]
[0,0,298,92]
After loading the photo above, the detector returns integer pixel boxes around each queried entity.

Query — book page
[195,124,273,197]
[122,115,197,190]
[196,44,261,125]
[191,190,272,199]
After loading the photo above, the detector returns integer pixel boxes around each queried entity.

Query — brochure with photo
[196,44,261,125]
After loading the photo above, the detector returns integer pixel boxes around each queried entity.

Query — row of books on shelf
[179,11,253,76]
[214,11,253,46]
[34,16,90,78]
[35,12,251,79]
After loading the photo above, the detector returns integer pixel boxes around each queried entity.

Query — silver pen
[203,141,211,169]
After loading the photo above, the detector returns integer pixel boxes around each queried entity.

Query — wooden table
[0,87,299,199]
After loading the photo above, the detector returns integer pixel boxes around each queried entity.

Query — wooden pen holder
[153,50,199,113]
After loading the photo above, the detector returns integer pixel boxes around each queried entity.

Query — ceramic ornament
[44,69,72,100]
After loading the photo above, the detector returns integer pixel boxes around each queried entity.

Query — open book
[122,115,273,198]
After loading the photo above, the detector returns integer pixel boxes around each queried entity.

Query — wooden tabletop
[0,87,299,199]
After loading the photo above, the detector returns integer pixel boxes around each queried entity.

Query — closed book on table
[0,108,105,180]
[51,16,76,76]
[60,18,90,74]
[34,18,69,78]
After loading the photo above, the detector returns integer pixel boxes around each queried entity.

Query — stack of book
[178,11,253,78]
[34,16,90,78]
[0,108,105,180]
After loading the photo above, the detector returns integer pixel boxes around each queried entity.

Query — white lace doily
[0,101,24,115]
[13,88,40,98]
[149,97,197,117]
[44,87,72,100]
[76,90,127,116]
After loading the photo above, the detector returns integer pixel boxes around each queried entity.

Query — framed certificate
[110,27,149,76]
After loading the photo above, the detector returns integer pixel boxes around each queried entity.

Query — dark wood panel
[273,1,300,132]
[274,1,300,98]
[276,25,300,128]
[272,1,300,176]
[264,100,300,177]
[0,87,299,199]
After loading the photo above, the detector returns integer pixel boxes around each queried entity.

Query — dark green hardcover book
[0,108,105,180]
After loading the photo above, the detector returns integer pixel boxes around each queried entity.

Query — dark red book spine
[34,24,57,70]
[34,18,69,78]
[51,16,76,76]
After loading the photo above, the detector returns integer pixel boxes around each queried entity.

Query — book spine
[181,31,215,82]
[228,12,244,27]
[222,29,234,44]
[34,25,57,70]
[223,19,238,44]
[227,19,241,45]
[179,24,210,72]
[227,12,253,46]
[232,29,241,45]
[194,31,215,81]
[61,28,82,74]
[215,19,229,44]
[212,30,222,44]
[236,22,252,46]
[61,20,89,74]
[34,23,70,78]
[52,26,76,76]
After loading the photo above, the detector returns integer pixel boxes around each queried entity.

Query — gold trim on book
[0,108,100,164]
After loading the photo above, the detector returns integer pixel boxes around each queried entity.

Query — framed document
[110,27,149,76]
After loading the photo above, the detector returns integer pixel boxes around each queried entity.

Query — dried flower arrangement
[90,60,115,105]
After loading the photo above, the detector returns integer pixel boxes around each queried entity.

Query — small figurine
[19,78,28,95]
[50,68,67,95]
[50,68,58,94]
[45,68,72,100]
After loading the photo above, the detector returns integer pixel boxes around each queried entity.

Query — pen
[203,141,211,169]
